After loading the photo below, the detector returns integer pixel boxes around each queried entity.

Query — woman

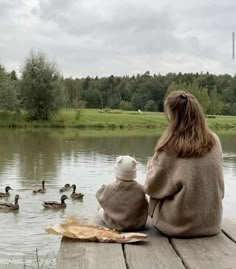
[144,91,224,237]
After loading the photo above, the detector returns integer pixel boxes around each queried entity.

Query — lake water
[0,129,235,268]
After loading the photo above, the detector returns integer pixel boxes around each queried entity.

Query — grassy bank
[0,109,236,130]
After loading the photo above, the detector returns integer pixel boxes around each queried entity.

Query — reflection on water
[220,134,236,217]
[0,129,235,267]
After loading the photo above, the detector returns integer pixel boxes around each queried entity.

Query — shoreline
[0,108,236,131]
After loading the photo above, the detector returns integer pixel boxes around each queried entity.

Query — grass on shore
[0,108,236,131]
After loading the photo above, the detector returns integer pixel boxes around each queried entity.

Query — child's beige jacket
[96,180,148,231]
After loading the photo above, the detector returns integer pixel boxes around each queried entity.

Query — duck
[33,180,46,194]
[42,195,69,209]
[0,186,13,197]
[70,184,84,199]
[59,183,71,192]
[0,194,20,211]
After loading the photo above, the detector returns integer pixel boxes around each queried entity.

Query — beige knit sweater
[96,180,148,232]
[144,134,224,237]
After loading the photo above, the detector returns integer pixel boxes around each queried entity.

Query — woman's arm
[144,155,177,199]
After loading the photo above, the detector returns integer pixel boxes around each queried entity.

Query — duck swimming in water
[33,180,46,194]
[42,195,69,209]
[59,183,71,192]
[70,184,84,199]
[0,186,13,198]
[0,194,20,211]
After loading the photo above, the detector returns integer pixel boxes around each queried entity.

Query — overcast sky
[0,0,236,77]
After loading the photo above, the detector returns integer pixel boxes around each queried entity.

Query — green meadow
[0,108,236,131]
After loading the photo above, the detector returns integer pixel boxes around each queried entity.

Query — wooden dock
[56,217,236,269]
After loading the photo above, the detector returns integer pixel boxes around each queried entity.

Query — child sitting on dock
[96,155,148,232]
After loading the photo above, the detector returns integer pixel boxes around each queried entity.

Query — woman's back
[145,133,224,237]
[144,91,224,237]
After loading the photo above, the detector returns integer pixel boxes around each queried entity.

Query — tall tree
[64,78,80,108]
[0,65,18,111]
[167,80,211,113]
[20,51,63,120]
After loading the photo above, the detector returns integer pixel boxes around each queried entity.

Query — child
[96,155,148,232]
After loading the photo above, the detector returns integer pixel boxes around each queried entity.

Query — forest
[1,51,236,120]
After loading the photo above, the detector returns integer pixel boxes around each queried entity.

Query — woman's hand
[147,159,153,170]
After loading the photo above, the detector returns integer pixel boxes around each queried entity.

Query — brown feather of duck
[70,184,84,199]
[33,180,46,194]
[0,194,19,210]
[42,195,68,209]
[60,184,71,192]
[0,186,12,198]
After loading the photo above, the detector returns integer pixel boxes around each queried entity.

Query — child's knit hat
[114,155,137,181]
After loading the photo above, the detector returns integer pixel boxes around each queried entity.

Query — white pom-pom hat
[114,155,137,181]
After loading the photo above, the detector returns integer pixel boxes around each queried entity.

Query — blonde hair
[156,91,215,158]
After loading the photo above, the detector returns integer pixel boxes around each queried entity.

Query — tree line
[1,50,236,120]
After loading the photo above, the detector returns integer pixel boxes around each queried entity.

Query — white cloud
[0,0,235,77]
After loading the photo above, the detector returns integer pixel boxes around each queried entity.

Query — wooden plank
[56,238,127,269]
[56,197,236,269]
[56,207,127,269]
[171,232,236,269]
[222,218,236,243]
[124,221,185,269]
